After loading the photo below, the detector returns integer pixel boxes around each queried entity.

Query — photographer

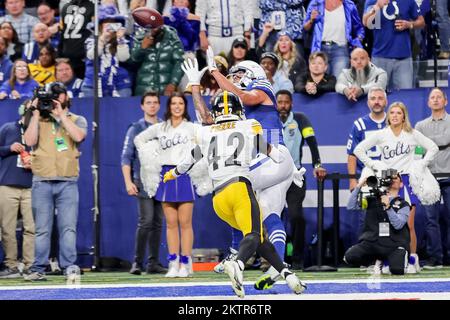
[343,171,411,275]
[23,82,87,281]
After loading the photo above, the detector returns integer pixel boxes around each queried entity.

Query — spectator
[0,0,40,44]
[0,37,13,88]
[0,59,39,100]
[22,23,52,64]
[435,0,450,59]
[0,100,34,278]
[163,0,200,54]
[28,43,56,86]
[23,82,87,281]
[346,87,387,251]
[354,102,439,273]
[125,0,145,36]
[36,1,60,49]
[259,0,306,55]
[304,0,365,78]
[415,88,450,268]
[130,9,184,96]
[59,0,95,79]
[121,92,167,275]
[295,51,336,95]
[0,21,24,62]
[55,58,84,98]
[363,0,425,90]
[344,174,411,275]
[336,48,387,101]
[82,5,131,97]
[273,31,307,89]
[227,37,251,70]
[195,0,252,55]
[134,93,199,278]
[276,89,326,270]
[260,52,293,93]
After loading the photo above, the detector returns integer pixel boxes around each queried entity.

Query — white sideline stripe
[302,146,347,164]
[143,292,450,300]
[2,277,449,291]
[303,190,351,208]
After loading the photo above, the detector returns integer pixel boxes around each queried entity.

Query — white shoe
[165,256,179,278]
[224,260,245,298]
[372,260,382,275]
[406,263,417,274]
[410,254,421,273]
[178,263,192,278]
[214,247,238,274]
[381,263,391,275]
[281,268,306,294]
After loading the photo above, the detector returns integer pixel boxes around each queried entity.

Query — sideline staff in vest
[23,82,87,281]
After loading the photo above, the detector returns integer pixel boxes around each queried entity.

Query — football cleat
[224,260,245,298]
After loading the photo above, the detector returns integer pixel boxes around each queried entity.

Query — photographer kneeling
[343,170,410,275]
[23,82,87,281]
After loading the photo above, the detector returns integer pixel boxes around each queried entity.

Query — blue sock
[264,213,286,260]
[231,227,243,251]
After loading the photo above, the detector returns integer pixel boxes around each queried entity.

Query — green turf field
[0,267,449,287]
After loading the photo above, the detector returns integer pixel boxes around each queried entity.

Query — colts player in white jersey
[181,52,306,286]
[163,91,306,298]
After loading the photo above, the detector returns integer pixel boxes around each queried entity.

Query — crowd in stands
[0,0,448,101]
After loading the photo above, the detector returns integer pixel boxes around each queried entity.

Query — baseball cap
[232,37,248,49]
[260,52,279,68]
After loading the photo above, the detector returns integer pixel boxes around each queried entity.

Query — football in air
[131,7,164,29]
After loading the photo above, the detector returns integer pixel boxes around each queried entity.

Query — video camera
[358,169,398,208]
[32,82,68,115]
[33,86,59,112]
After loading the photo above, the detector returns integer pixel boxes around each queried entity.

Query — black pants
[344,241,409,275]
[133,180,163,267]
[286,181,306,265]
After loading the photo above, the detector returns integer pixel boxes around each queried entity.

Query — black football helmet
[211,91,245,123]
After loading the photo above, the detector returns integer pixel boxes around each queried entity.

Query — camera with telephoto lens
[33,86,59,112]
[358,169,398,208]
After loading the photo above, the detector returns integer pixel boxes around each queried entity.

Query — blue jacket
[0,121,33,188]
[0,55,13,87]
[0,79,39,99]
[305,0,364,52]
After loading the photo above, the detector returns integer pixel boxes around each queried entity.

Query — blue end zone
[1,280,450,300]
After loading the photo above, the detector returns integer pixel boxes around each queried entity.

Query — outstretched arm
[181,58,213,124]
[206,46,268,106]
[192,86,214,124]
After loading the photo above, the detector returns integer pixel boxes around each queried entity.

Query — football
[131,7,164,29]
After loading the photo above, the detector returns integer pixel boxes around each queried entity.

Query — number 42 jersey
[193,119,263,189]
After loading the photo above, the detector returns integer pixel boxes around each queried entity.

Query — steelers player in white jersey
[163,91,306,298]
[181,52,306,286]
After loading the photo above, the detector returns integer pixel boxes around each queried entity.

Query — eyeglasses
[15,66,28,70]
[233,44,247,49]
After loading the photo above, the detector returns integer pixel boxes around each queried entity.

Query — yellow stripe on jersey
[301,126,315,138]
[252,124,263,135]
[224,90,229,115]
